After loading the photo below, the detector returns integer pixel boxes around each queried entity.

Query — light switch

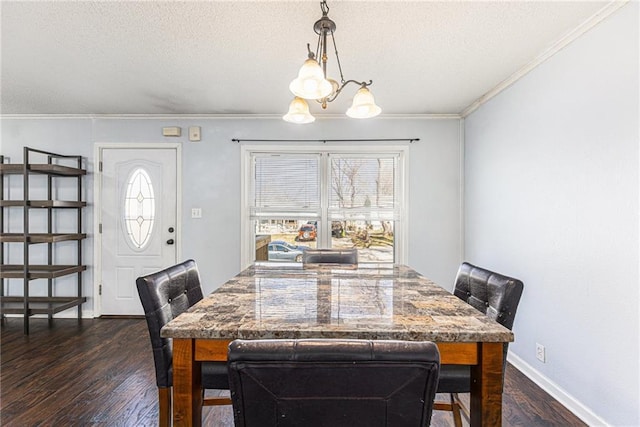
[189,126,201,142]
[191,208,202,218]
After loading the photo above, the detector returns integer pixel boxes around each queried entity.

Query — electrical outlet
[536,343,546,363]
[191,208,202,218]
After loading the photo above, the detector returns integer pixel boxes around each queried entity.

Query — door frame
[93,142,183,316]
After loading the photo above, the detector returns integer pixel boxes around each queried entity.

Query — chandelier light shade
[284,0,381,124]
[289,58,333,100]
[283,97,316,124]
[346,86,382,119]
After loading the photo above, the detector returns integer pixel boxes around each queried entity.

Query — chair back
[136,259,204,388]
[228,339,440,427]
[302,248,358,266]
[453,262,523,331]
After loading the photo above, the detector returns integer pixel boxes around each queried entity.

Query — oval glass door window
[124,168,156,249]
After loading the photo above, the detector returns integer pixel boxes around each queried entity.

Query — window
[123,167,156,249]
[242,146,407,266]
[328,155,400,263]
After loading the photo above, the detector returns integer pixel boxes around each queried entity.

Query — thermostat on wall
[189,126,201,142]
[162,127,182,137]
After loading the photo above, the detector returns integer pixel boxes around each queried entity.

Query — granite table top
[161,263,514,343]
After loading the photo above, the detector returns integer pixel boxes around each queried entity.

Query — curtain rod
[231,138,419,144]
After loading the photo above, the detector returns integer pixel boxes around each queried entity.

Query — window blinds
[250,152,400,222]
[251,154,321,219]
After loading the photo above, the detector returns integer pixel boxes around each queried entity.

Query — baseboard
[98,314,144,319]
[3,310,95,319]
[507,352,610,427]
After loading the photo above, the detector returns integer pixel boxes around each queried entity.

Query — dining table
[161,262,514,427]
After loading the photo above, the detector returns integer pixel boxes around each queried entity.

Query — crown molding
[461,0,630,118]
[0,113,461,120]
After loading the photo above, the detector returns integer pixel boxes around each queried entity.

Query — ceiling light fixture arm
[324,79,373,104]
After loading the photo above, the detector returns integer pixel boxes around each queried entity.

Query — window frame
[240,144,409,268]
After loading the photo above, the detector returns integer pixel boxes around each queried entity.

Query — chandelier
[283,1,381,124]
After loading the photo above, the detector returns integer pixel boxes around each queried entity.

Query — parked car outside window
[270,240,310,252]
[296,224,317,242]
[268,243,305,262]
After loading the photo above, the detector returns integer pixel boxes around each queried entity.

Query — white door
[99,147,178,315]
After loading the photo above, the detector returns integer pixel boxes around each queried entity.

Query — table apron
[194,339,482,365]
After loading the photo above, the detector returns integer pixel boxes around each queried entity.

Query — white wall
[1,116,462,314]
[464,3,639,426]
[0,119,96,316]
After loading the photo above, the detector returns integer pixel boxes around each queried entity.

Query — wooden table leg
[173,338,203,427]
[470,342,503,427]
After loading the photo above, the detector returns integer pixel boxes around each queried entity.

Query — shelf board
[0,296,86,315]
[0,200,86,208]
[0,265,87,279]
[0,233,87,243]
[0,163,86,176]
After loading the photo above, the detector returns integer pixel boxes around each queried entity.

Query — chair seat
[436,365,470,394]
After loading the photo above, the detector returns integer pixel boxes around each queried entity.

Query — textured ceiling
[1,1,613,116]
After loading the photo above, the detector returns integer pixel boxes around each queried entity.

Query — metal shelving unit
[0,147,87,334]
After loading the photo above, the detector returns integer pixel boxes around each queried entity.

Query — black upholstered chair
[227,338,440,427]
[434,262,524,427]
[136,259,231,427]
[302,248,358,266]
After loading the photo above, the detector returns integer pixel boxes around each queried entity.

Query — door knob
[166,239,175,245]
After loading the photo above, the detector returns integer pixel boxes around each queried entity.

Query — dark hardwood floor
[1,318,586,426]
